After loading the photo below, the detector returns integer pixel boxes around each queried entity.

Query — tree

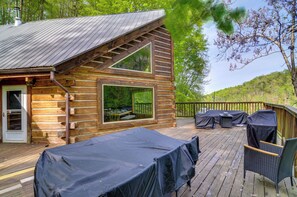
[165,0,245,100]
[215,0,297,96]
[174,28,209,101]
[0,0,14,24]
[128,1,245,101]
[165,0,245,41]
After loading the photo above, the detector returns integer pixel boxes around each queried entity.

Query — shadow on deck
[0,118,296,196]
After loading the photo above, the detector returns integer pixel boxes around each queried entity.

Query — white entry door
[2,85,27,143]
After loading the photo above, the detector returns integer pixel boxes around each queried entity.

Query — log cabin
[0,10,176,144]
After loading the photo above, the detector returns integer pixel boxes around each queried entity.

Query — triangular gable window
[111,43,152,73]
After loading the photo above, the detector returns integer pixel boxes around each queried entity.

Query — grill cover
[195,110,248,129]
[34,128,200,197]
[247,110,277,148]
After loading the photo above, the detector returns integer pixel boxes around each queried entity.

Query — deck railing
[133,103,153,115]
[176,102,264,117]
[175,101,297,140]
[264,103,297,141]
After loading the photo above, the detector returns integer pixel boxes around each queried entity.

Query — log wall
[31,77,68,144]
[30,25,175,143]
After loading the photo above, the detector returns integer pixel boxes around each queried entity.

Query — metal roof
[0,10,165,72]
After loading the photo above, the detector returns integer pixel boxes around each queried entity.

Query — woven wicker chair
[244,138,297,194]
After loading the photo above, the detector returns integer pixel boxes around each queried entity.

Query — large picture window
[103,85,154,123]
[110,43,152,73]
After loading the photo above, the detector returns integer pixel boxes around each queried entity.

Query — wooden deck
[0,118,296,196]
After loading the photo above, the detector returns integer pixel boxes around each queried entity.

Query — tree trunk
[292,71,297,97]
[290,0,296,97]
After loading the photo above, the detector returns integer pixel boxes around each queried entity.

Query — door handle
[2,112,5,117]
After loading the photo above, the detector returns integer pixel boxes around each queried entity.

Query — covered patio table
[34,127,200,197]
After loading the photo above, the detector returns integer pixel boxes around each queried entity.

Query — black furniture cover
[34,128,200,197]
[247,110,277,148]
[195,110,248,129]
[195,112,215,129]
[219,114,233,128]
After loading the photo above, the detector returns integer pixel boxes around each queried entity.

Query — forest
[204,70,297,106]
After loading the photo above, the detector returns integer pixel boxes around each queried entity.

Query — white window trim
[2,85,27,143]
[109,43,153,74]
[102,84,155,124]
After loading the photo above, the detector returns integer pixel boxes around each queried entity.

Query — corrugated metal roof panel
[0,10,165,71]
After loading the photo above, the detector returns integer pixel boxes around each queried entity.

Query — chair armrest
[244,145,278,157]
[259,141,283,155]
[244,144,280,182]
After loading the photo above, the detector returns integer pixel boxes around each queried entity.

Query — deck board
[253,174,265,196]
[0,118,296,196]
[216,132,244,197]
[195,130,241,196]
[230,154,244,197]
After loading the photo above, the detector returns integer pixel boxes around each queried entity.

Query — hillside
[204,70,297,106]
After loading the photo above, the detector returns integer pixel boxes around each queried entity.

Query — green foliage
[104,86,153,109]
[204,70,297,106]
[164,0,245,102]
[165,0,246,41]
[174,28,208,101]
[134,91,153,103]
[113,45,151,72]
[211,4,245,34]
[0,0,14,24]
[104,86,132,109]
[229,7,246,22]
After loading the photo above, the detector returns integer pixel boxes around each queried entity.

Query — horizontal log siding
[31,26,175,143]
[31,77,67,144]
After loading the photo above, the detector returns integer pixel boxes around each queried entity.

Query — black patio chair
[244,138,297,194]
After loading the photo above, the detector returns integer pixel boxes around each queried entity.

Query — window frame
[109,42,153,74]
[102,84,155,124]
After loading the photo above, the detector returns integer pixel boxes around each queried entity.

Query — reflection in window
[111,44,151,72]
[7,91,22,130]
[103,85,153,122]
[7,91,21,109]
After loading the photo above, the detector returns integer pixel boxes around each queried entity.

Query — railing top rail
[264,102,297,118]
[176,101,264,104]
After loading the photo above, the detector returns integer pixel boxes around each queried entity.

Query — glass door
[2,85,27,143]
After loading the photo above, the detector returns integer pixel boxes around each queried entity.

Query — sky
[202,0,286,94]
